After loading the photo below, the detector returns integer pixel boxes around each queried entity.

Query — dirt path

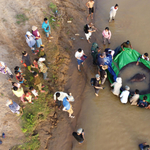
[71,0,150,150]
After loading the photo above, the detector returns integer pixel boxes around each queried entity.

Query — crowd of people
[1,17,54,115]
[1,1,149,147]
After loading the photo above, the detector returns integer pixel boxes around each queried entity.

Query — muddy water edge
[71,0,150,150]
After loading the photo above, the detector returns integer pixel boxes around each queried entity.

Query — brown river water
[71,0,150,150]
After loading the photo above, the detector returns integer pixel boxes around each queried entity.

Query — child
[102,27,111,45]
[120,85,130,104]
[15,71,25,84]
[33,71,45,93]
[31,58,39,71]
[8,79,21,88]
[29,86,39,99]
[24,91,33,104]
[14,66,23,74]
[38,45,46,58]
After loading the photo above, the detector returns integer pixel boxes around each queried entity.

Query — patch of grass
[16,14,29,25]
[49,2,57,12]
[69,17,73,21]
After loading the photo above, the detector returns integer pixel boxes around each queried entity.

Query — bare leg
[87,14,91,20]
[91,13,93,19]
[78,65,81,71]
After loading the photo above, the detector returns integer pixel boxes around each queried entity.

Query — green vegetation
[16,14,29,25]
[49,2,57,12]
[12,70,54,150]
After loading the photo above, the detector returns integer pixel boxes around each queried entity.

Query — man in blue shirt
[42,18,53,42]
[139,142,150,150]
[63,97,75,118]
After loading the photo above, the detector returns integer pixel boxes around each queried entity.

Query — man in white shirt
[109,4,119,22]
[120,85,130,104]
[54,91,74,109]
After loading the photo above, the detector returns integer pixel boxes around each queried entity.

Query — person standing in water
[109,4,119,22]
[102,27,111,45]
[86,0,95,20]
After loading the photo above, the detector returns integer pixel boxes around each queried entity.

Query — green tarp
[108,47,150,103]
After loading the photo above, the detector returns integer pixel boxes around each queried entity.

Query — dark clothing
[84,24,91,34]
[100,69,106,79]
[22,54,31,66]
[72,131,84,142]
[97,54,105,71]
[139,143,150,150]
[89,7,94,14]
[121,41,131,48]
[113,46,121,57]
[138,100,148,108]
[93,78,102,94]
[91,42,99,64]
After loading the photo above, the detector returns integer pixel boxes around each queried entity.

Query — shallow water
[72,0,150,150]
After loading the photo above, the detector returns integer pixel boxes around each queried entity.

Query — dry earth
[0,0,86,149]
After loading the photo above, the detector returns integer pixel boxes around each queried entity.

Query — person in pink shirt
[102,27,111,45]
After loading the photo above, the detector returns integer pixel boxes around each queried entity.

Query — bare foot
[41,90,45,93]
[95,93,99,96]
[48,40,51,42]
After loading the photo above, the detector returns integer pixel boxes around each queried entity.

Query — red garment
[33,62,38,69]
[16,73,23,81]
[32,29,40,40]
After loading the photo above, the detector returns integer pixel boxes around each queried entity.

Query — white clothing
[130,94,140,105]
[54,91,74,102]
[111,82,122,96]
[0,61,12,75]
[142,55,149,61]
[31,89,38,97]
[110,6,118,20]
[85,32,92,40]
[75,50,84,59]
[120,90,130,104]
[54,91,69,101]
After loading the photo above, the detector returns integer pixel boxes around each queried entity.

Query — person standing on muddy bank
[109,4,119,22]
[0,61,13,78]
[75,48,87,72]
[72,128,85,144]
[42,18,53,42]
[84,23,96,43]
[62,97,75,118]
[102,27,111,45]
[86,0,95,20]
[32,26,42,49]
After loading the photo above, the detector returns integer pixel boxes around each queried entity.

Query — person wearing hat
[42,18,53,42]
[92,74,105,96]
[38,58,49,80]
[72,128,85,144]
[102,27,111,45]
[100,65,108,85]
[120,85,130,104]
[111,77,122,96]
[33,71,45,93]
[32,26,42,48]
[25,31,38,55]
[62,97,75,118]
[6,99,21,114]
